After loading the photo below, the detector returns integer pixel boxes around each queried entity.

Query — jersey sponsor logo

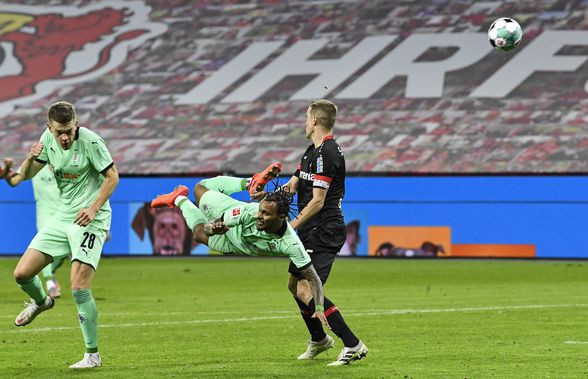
[299,170,314,181]
[54,169,78,180]
[231,207,241,217]
[0,2,167,117]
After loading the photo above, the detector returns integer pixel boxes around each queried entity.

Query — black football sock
[294,297,327,342]
[323,297,360,347]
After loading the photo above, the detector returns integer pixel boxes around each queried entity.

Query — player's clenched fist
[0,158,13,178]
[28,143,44,159]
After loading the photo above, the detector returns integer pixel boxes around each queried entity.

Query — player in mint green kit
[11,101,119,369]
[151,174,330,330]
[2,160,67,297]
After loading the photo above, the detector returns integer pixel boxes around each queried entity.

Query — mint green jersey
[218,202,311,269]
[37,127,114,227]
[31,165,61,231]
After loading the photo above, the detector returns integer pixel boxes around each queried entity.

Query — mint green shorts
[199,190,244,254]
[29,218,109,270]
[199,190,244,221]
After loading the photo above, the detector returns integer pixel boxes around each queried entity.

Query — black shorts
[288,222,346,284]
[288,250,337,285]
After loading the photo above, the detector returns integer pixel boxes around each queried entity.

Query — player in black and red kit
[283,99,367,366]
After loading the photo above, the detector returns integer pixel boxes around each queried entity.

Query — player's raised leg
[152,185,210,242]
[248,161,282,195]
[13,248,55,326]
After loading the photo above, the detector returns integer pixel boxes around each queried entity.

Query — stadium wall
[1,176,586,259]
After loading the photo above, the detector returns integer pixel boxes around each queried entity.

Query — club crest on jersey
[231,208,241,217]
[267,241,277,251]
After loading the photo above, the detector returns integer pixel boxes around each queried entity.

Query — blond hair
[309,99,337,130]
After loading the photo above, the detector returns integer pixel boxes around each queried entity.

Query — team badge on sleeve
[232,208,241,216]
[313,174,332,190]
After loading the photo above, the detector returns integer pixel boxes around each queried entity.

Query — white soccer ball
[488,17,523,51]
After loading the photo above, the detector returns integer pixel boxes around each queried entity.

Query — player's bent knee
[296,281,313,303]
[287,280,297,295]
[14,268,34,284]
[193,183,209,206]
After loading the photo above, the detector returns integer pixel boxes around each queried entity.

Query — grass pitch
[0,257,587,378]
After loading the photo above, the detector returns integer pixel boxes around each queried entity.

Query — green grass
[1,257,587,378]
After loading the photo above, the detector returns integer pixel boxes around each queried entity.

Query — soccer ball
[488,17,522,51]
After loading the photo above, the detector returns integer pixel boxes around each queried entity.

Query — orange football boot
[151,185,189,208]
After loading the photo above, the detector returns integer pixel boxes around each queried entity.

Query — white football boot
[327,341,368,366]
[14,296,54,326]
[69,353,102,369]
[297,335,335,359]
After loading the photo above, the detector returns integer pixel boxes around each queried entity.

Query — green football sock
[18,275,47,304]
[73,289,99,353]
[40,264,53,280]
[178,198,208,229]
[199,176,247,195]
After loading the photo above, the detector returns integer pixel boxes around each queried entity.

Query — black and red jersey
[294,135,346,234]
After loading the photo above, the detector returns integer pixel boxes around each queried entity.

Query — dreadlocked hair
[263,187,296,220]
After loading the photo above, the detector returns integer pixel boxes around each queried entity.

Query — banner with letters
[1,1,588,174]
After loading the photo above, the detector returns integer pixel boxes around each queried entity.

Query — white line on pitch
[0,309,294,319]
[4,303,588,334]
[564,341,588,344]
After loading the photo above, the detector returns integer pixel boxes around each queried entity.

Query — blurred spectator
[375,241,445,258]
[375,242,395,257]
[339,220,360,256]
[3,0,588,174]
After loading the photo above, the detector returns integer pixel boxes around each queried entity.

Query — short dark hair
[48,101,76,124]
[309,99,337,130]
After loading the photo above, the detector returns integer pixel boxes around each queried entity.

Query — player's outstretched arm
[299,264,330,329]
